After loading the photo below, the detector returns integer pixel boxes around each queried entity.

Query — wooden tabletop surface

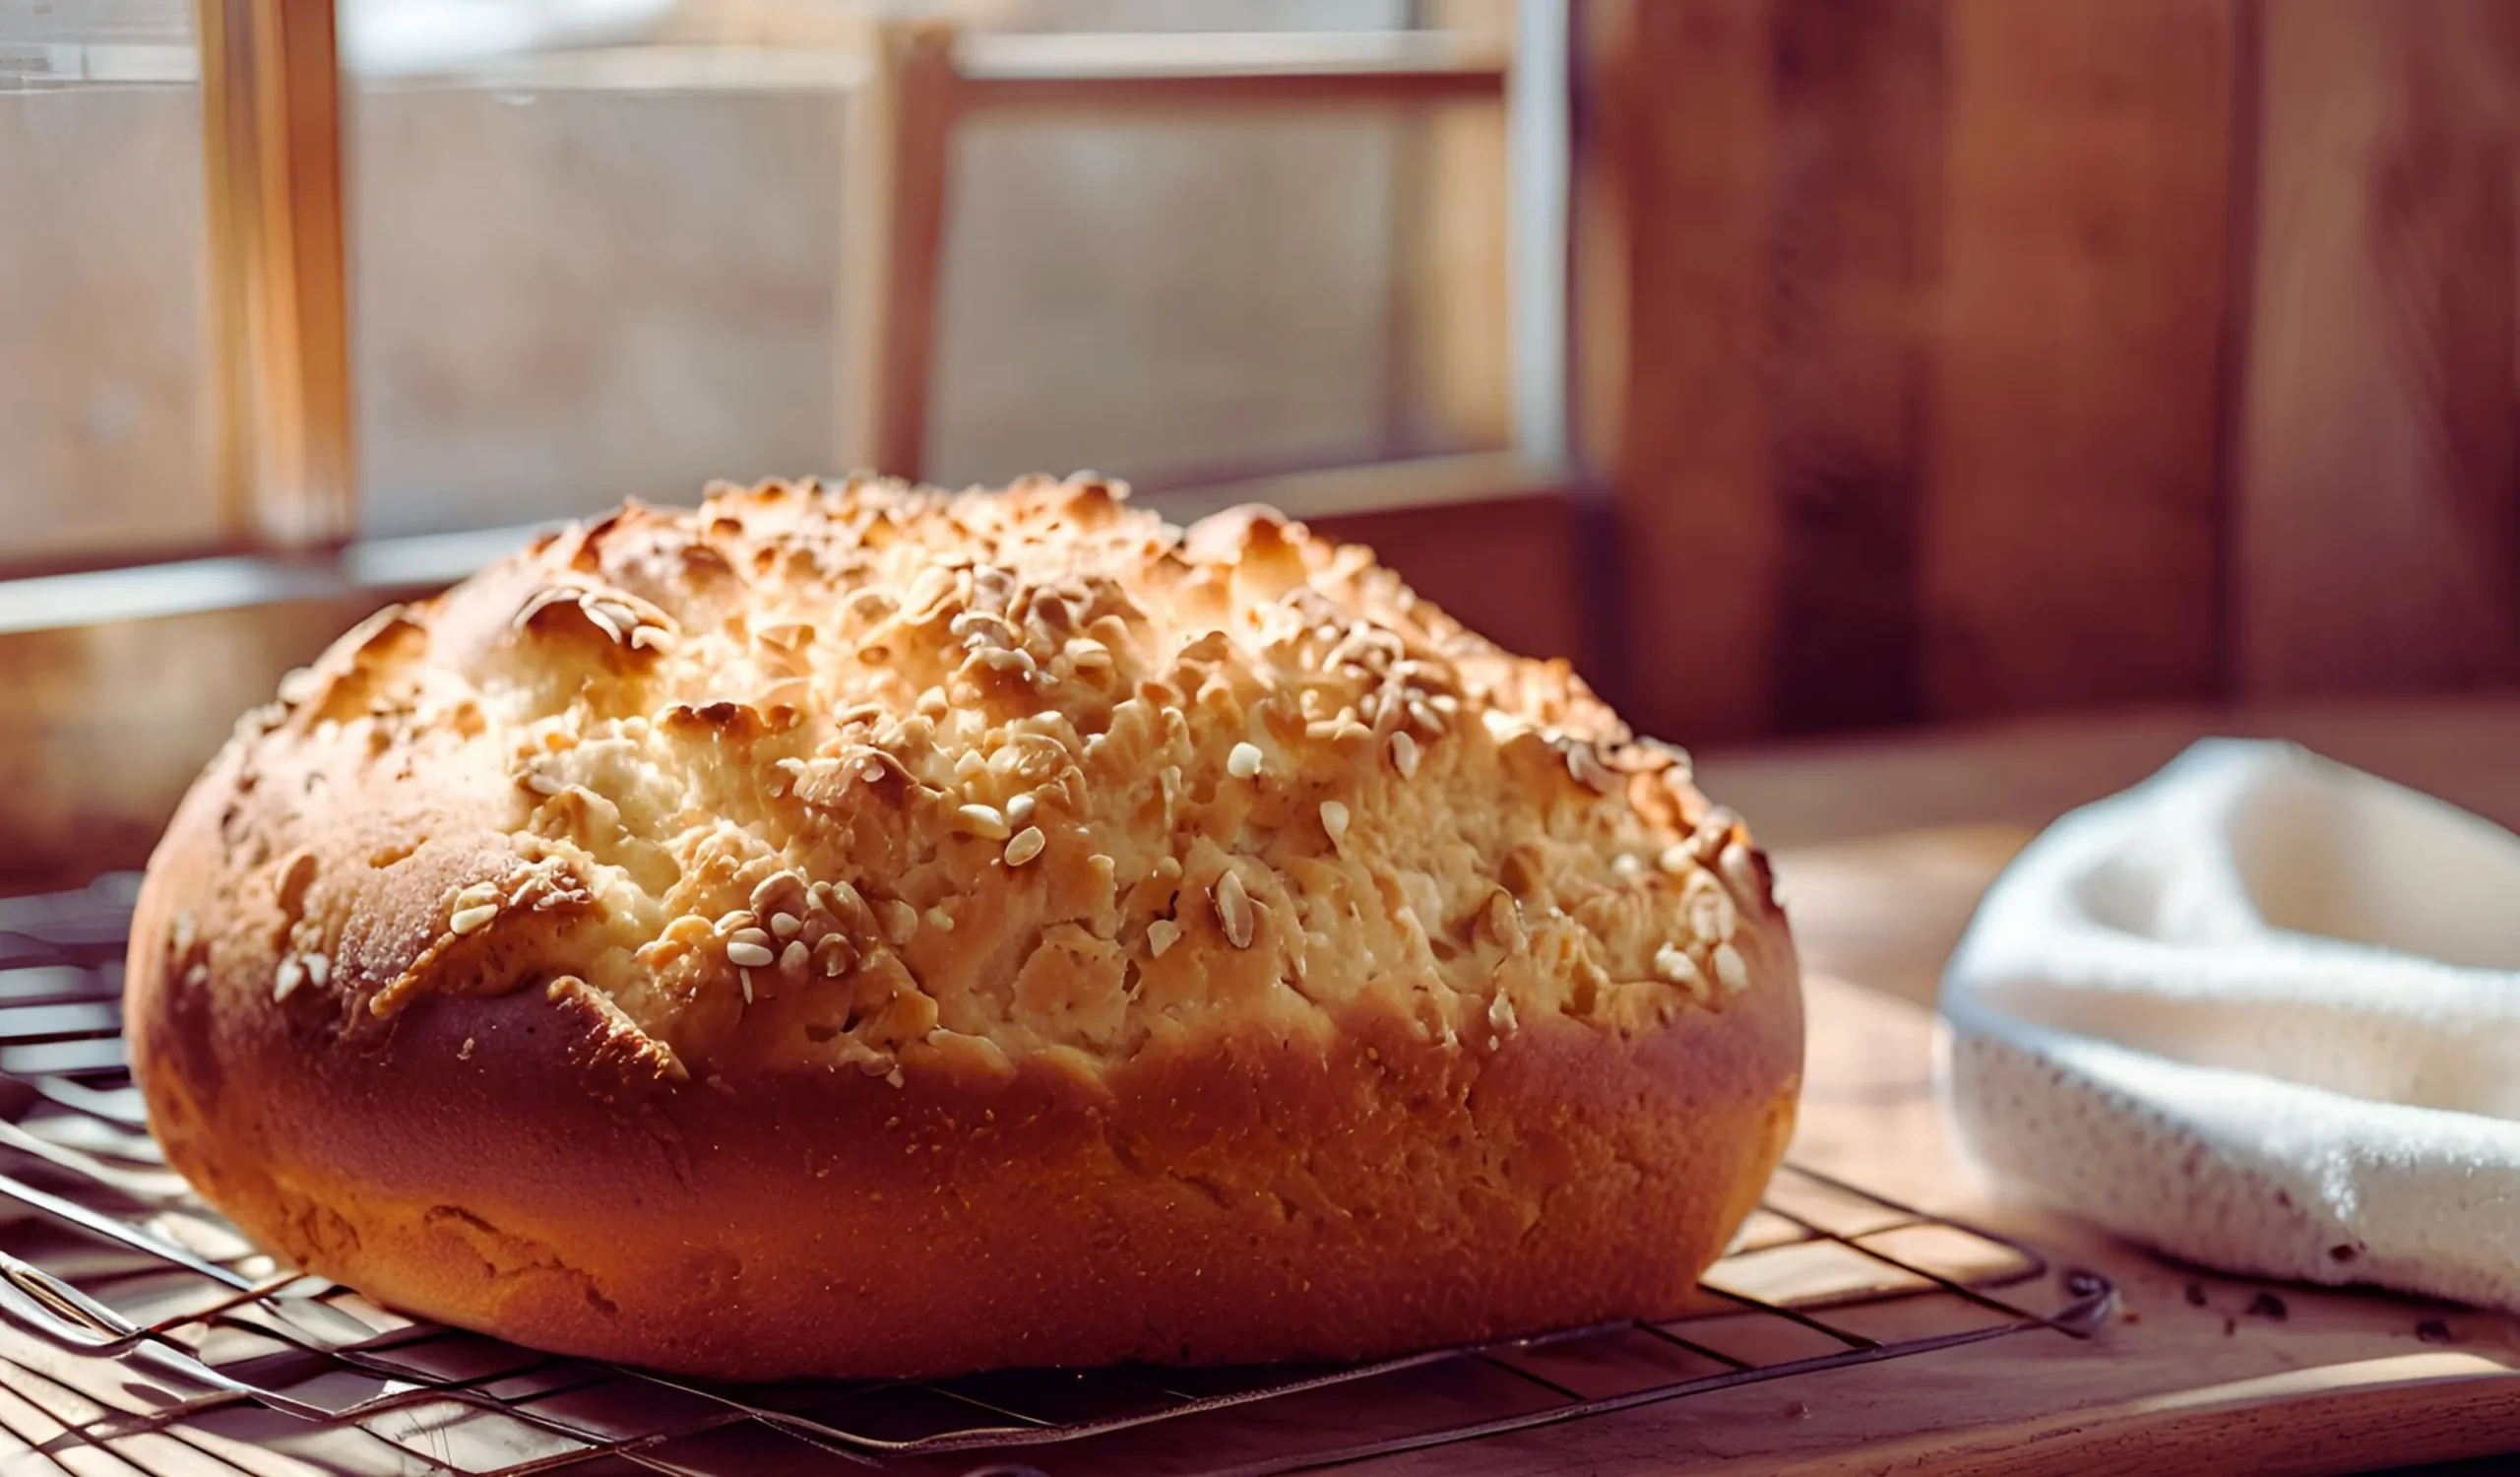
[1357,700,2520,1475]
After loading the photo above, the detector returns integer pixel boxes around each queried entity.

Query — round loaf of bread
[126,476,1801,1381]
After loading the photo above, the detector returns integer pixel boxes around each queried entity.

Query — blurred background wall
[1604,0,2520,743]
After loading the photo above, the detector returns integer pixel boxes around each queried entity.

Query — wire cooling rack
[0,874,2112,1476]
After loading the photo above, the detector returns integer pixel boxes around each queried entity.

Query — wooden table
[1361,701,2520,1475]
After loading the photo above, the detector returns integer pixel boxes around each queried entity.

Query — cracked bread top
[158,475,1781,1088]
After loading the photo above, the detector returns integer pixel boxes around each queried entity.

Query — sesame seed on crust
[175,474,1782,1078]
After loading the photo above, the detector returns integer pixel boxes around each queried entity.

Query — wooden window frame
[0,2,1593,888]
[5,2,1581,619]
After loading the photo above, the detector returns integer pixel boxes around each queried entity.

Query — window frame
[2,1,1577,615]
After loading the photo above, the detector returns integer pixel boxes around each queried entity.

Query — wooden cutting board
[1354,830,2520,1476]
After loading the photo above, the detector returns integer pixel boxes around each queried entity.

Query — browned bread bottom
[130,902,1799,1381]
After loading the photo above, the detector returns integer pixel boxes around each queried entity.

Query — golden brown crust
[126,476,1802,1379]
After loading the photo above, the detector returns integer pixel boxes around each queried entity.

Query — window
[0,0,217,568]
[4,0,1551,563]
[0,0,1577,889]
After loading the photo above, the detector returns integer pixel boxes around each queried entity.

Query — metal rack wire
[0,874,2113,1476]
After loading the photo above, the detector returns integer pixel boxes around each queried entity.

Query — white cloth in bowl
[1938,738,2520,1310]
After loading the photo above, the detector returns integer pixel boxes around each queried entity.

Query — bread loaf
[125,476,1801,1380]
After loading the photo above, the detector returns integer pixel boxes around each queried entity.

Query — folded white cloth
[1939,738,2520,1310]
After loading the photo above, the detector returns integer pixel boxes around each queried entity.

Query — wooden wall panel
[2236,0,2520,697]
[1763,0,1945,733]
[1570,0,1634,479]
[1610,0,2237,740]
[1610,0,1786,743]
[1922,0,2236,719]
